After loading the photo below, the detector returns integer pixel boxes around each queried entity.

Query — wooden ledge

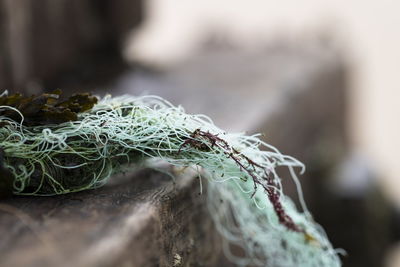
[0,169,222,267]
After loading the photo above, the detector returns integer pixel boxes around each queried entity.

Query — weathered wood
[0,0,143,93]
[0,170,222,267]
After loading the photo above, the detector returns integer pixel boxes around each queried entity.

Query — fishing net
[0,92,341,266]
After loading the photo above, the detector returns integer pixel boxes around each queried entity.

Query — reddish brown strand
[178,129,304,233]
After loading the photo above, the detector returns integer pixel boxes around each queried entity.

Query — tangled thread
[0,94,341,266]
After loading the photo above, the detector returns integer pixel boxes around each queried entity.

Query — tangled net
[0,94,341,266]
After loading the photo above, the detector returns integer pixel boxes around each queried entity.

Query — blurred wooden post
[0,0,143,93]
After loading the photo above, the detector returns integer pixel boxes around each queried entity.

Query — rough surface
[0,169,222,267]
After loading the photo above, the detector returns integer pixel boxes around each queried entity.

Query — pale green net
[0,94,342,266]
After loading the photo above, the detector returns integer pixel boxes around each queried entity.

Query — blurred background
[1,1,400,266]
